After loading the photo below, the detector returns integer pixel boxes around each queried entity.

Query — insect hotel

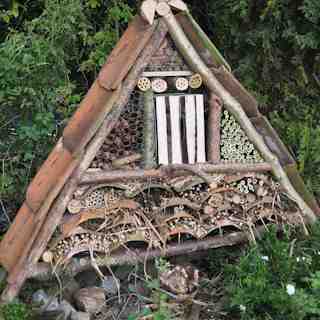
[0,0,319,302]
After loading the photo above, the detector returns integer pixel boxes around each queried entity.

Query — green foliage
[226,226,320,319]
[0,302,32,320]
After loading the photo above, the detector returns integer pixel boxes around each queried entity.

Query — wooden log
[189,73,203,89]
[156,95,169,164]
[0,19,169,303]
[137,77,152,92]
[30,225,277,281]
[163,13,317,224]
[112,153,142,168]
[195,94,206,162]
[169,0,188,12]
[80,163,273,185]
[143,89,156,169]
[169,96,183,164]
[208,94,223,163]
[140,0,157,25]
[185,95,196,164]
[156,2,171,17]
[152,78,168,93]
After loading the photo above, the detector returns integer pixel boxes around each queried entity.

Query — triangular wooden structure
[0,2,319,302]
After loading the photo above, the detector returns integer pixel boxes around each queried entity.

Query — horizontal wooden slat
[98,15,156,90]
[80,163,273,185]
[142,70,193,77]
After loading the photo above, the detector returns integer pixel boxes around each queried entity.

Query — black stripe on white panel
[155,94,206,165]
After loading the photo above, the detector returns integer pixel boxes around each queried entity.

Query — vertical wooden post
[143,89,157,169]
[208,94,222,163]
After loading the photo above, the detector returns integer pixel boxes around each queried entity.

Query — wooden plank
[195,95,206,162]
[156,96,169,165]
[169,96,183,164]
[63,82,121,154]
[98,15,156,90]
[185,95,196,164]
[212,67,260,118]
[251,116,295,166]
[176,13,231,70]
[0,203,35,272]
[142,70,192,77]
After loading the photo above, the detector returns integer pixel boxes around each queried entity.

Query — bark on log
[80,163,273,185]
[30,225,276,281]
[208,94,223,163]
[143,89,157,169]
[0,19,168,303]
[162,14,317,224]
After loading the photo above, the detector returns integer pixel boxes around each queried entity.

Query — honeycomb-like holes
[91,90,145,170]
[220,109,264,163]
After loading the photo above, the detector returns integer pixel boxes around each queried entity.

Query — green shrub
[0,302,31,320]
[226,225,320,319]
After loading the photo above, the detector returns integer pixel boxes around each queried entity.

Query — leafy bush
[226,225,320,319]
[0,302,31,320]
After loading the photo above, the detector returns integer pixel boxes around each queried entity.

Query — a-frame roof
[0,3,319,302]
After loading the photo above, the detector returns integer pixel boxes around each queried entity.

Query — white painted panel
[142,70,193,77]
[185,95,196,164]
[156,96,169,165]
[196,94,206,162]
[169,96,182,164]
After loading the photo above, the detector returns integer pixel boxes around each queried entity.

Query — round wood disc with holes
[175,77,189,91]
[151,78,168,93]
[67,199,82,214]
[189,73,203,89]
[137,77,151,92]
[42,250,54,263]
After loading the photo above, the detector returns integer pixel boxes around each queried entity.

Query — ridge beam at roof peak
[141,0,188,25]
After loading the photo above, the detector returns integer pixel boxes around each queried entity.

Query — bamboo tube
[137,77,152,92]
[162,13,317,223]
[143,89,157,169]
